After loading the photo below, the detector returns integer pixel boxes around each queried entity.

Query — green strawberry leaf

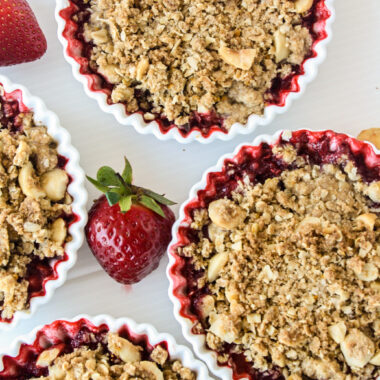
[121,156,133,184]
[86,176,109,193]
[110,185,131,196]
[139,195,165,218]
[97,166,121,187]
[105,191,121,206]
[142,188,176,205]
[88,157,175,218]
[119,195,132,213]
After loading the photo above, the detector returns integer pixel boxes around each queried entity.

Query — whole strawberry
[0,0,47,66]
[85,158,175,285]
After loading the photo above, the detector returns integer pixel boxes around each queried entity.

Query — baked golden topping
[82,0,312,128]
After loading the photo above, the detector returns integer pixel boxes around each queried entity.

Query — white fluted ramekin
[167,129,380,379]
[55,1,335,143]
[0,314,213,379]
[0,75,87,330]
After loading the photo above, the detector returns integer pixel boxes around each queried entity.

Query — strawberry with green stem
[85,157,175,285]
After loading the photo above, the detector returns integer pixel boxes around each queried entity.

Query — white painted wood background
[0,2,380,376]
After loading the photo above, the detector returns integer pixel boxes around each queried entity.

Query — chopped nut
[41,168,69,201]
[367,181,380,203]
[257,264,276,283]
[219,46,256,70]
[136,57,149,81]
[356,263,379,282]
[18,162,46,199]
[207,251,229,282]
[51,218,67,246]
[247,313,261,324]
[208,223,225,242]
[91,29,109,44]
[107,332,142,362]
[294,0,313,13]
[356,213,377,230]
[340,329,375,368]
[36,348,60,367]
[23,222,41,233]
[208,199,245,230]
[274,30,290,63]
[139,361,164,380]
[209,314,238,344]
[328,322,346,344]
[199,294,215,318]
[297,216,321,231]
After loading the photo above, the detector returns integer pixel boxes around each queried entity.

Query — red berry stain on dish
[0,0,47,66]
[0,85,78,323]
[85,158,175,285]
[169,130,380,380]
[59,0,331,137]
[0,318,170,379]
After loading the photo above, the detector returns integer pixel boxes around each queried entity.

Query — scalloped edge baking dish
[166,129,380,379]
[0,74,87,331]
[0,314,213,379]
[55,1,335,143]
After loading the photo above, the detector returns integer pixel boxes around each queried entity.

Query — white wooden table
[1,1,380,374]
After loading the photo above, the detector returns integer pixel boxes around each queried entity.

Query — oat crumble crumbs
[82,0,313,128]
[0,98,71,319]
[33,332,196,379]
[179,145,380,379]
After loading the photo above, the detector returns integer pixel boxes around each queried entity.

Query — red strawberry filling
[169,130,380,379]
[59,0,331,137]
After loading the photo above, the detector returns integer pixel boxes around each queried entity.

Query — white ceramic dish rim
[0,314,213,379]
[166,129,380,379]
[0,74,88,331]
[54,0,335,144]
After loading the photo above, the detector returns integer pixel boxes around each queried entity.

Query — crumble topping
[82,0,313,128]
[33,332,196,379]
[179,145,380,378]
[0,95,71,320]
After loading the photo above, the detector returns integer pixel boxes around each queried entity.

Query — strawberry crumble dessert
[0,85,72,321]
[0,319,196,379]
[173,131,380,379]
[61,0,329,134]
